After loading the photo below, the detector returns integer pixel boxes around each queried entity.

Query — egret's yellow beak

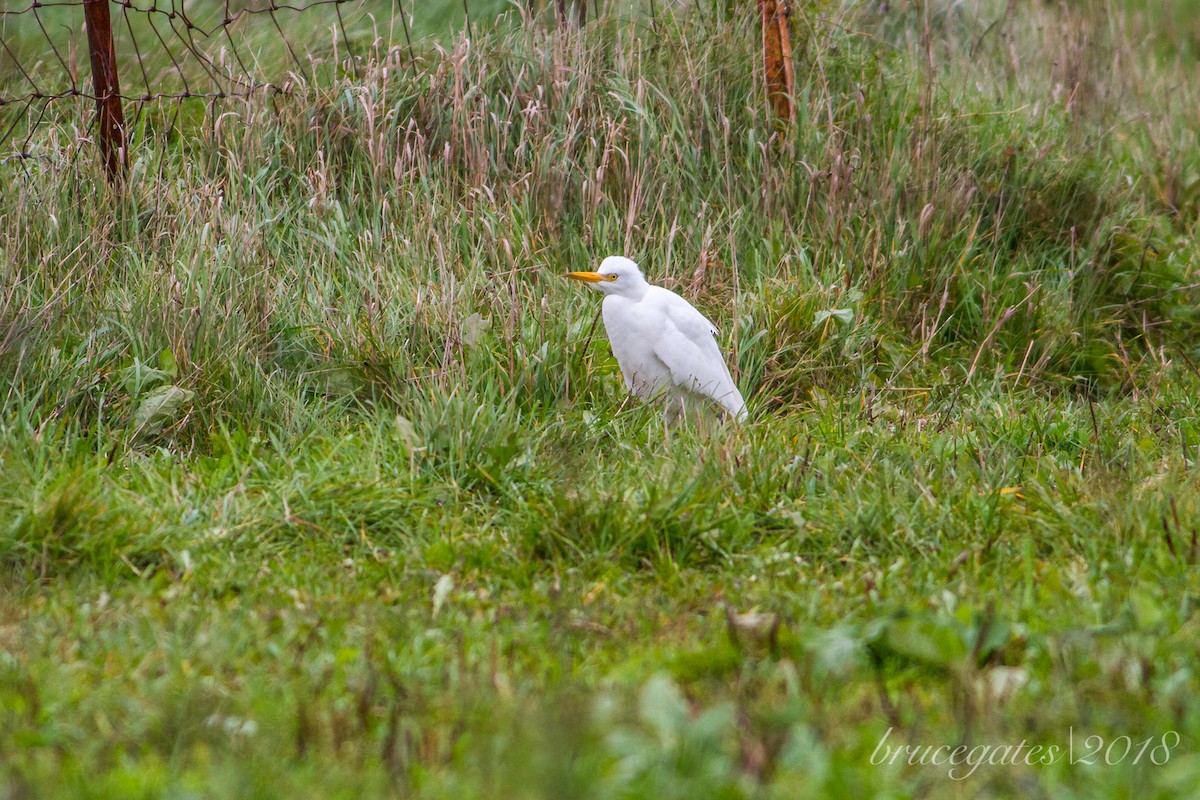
[563,271,607,283]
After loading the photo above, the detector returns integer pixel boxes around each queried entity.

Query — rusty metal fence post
[759,0,796,125]
[83,0,126,182]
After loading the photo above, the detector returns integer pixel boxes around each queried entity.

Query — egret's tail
[721,388,748,423]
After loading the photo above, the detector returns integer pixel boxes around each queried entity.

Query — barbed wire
[0,0,376,167]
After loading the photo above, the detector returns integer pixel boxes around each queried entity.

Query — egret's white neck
[618,282,651,301]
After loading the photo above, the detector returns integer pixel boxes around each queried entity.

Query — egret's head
[563,256,647,296]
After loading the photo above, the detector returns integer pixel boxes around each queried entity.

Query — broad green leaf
[882,616,969,668]
[132,385,194,434]
[638,674,689,745]
[120,357,172,393]
[813,308,854,328]
[158,348,179,377]
[461,312,490,347]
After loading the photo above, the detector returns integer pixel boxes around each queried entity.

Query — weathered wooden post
[83,0,126,181]
[759,0,796,124]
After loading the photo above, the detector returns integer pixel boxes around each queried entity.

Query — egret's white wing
[650,288,747,420]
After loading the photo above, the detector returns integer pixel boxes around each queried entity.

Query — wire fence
[0,0,383,177]
[1,1,777,182]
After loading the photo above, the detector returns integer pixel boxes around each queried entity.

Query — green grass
[3,0,1200,797]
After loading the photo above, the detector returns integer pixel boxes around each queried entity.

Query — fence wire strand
[0,0,362,164]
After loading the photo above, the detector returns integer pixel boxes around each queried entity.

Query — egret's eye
[606,273,619,281]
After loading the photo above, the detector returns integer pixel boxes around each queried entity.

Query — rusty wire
[0,0,367,165]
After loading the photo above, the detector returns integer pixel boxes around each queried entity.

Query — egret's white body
[565,256,747,423]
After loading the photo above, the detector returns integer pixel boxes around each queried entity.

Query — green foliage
[2,0,1200,798]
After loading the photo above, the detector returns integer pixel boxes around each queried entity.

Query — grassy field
[3,0,1200,797]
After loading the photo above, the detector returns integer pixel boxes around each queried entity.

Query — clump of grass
[1,454,169,580]
[1,1,1199,797]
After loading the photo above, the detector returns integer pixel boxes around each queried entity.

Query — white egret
[564,256,747,423]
